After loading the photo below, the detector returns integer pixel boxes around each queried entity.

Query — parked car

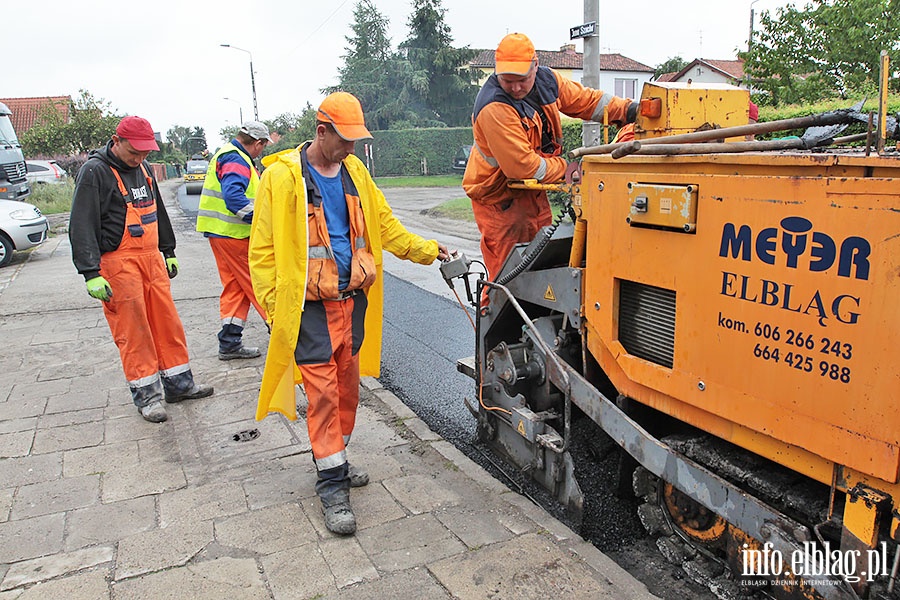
[0,199,48,267]
[184,158,209,195]
[451,145,472,172]
[25,160,68,185]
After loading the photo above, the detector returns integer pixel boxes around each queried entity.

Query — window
[615,78,637,98]
[26,163,49,173]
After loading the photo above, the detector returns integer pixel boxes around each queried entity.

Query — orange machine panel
[581,152,900,484]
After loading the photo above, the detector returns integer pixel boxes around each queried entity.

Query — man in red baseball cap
[69,115,213,423]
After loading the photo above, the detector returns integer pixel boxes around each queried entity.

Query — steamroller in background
[183,154,208,195]
[454,79,900,600]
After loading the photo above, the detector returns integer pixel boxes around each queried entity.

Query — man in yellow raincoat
[249,92,450,535]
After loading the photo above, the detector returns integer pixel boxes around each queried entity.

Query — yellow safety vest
[196,142,259,239]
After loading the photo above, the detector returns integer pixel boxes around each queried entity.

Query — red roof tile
[470,47,653,73]
[0,96,72,133]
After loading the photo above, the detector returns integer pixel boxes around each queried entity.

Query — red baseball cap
[116,116,160,152]
[317,92,372,141]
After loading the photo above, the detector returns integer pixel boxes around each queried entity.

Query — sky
[4,0,793,149]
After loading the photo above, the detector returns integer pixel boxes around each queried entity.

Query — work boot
[166,384,214,404]
[348,463,369,487]
[138,401,168,423]
[218,346,261,361]
[321,490,357,535]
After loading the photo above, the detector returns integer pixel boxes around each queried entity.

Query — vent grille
[2,161,26,183]
[618,280,676,368]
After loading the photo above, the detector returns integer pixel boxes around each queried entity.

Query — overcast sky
[5,0,792,148]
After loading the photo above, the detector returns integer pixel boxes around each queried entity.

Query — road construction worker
[197,121,271,360]
[249,92,450,535]
[69,116,214,423]
[463,32,638,282]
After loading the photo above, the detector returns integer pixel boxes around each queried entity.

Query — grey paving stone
[186,415,299,465]
[7,378,71,403]
[242,461,317,510]
[214,503,315,555]
[0,430,33,458]
[101,460,187,503]
[433,505,516,549]
[115,520,214,580]
[431,440,510,495]
[44,393,107,415]
[113,557,267,600]
[371,388,417,420]
[501,492,578,542]
[10,474,100,519]
[62,441,139,477]
[320,535,379,588]
[39,407,104,429]
[261,542,338,600]
[383,473,463,515]
[31,421,105,454]
[0,452,61,487]
[158,480,248,527]
[1,546,113,590]
[103,413,176,444]
[0,395,48,421]
[325,567,452,600]
[403,417,443,442]
[0,417,36,435]
[3,570,110,600]
[0,513,64,563]
[65,496,156,551]
[429,531,618,599]
[357,513,466,572]
[0,489,11,525]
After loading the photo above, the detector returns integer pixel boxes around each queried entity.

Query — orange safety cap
[495,33,536,76]
[317,92,373,141]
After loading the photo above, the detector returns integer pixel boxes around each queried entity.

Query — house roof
[470,46,653,73]
[0,96,72,133]
[671,59,745,82]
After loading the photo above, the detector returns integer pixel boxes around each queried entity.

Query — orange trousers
[471,188,552,282]
[296,295,366,472]
[209,237,266,323]
[100,247,190,385]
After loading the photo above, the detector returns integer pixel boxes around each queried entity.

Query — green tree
[399,0,478,127]
[266,104,319,154]
[20,90,120,156]
[19,104,69,157]
[326,0,422,130]
[654,57,687,80]
[742,0,900,106]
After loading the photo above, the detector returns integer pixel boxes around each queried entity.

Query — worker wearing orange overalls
[463,33,638,282]
[69,116,213,423]
[249,93,450,535]
[196,121,272,360]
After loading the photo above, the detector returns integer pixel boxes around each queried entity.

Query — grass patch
[374,174,463,188]
[423,196,570,223]
[422,197,474,221]
[28,181,74,215]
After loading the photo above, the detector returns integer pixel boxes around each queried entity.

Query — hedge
[353,127,474,177]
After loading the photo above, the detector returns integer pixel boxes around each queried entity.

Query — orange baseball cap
[495,33,536,76]
[317,92,373,141]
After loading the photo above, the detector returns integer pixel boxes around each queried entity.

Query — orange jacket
[463,67,632,206]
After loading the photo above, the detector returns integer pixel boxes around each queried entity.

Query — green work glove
[86,276,112,301]
[165,257,179,279]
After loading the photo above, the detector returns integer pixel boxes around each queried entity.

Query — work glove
[626,101,638,124]
[86,276,112,302]
[165,257,179,279]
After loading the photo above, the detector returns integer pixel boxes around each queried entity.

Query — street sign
[569,21,596,40]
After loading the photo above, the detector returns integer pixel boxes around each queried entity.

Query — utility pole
[582,0,601,147]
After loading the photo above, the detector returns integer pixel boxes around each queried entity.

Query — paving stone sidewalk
[0,180,657,599]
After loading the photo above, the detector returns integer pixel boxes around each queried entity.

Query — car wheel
[0,233,13,268]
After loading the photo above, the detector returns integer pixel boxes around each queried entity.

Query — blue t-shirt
[307,165,352,290]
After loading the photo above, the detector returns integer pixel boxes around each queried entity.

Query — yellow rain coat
[249,145,440,421]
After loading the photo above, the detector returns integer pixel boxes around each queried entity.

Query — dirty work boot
[348,463,369,488]
[218,346,261,361]
[166,384,214,404]
[321,490,357,535]
[138,401,168,423]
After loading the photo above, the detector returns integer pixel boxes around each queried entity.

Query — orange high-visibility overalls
[101,164,195,407]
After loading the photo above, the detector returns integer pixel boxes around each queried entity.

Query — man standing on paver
[249,92,450,535]
[69,115,214,423]
[196,121,271,360]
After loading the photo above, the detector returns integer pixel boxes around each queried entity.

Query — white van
[0,102,31,201]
